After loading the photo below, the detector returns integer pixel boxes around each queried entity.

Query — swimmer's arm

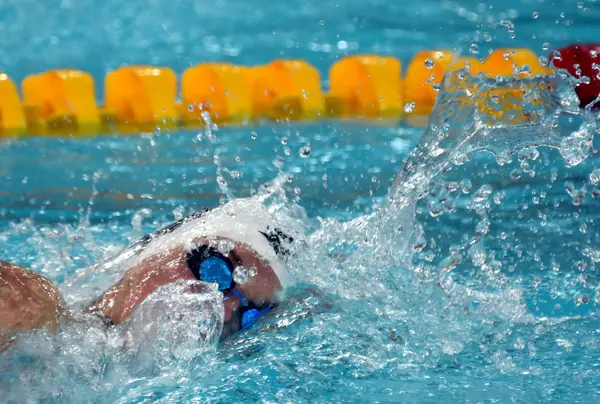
[0,261,63,345]
[85,247,196,325]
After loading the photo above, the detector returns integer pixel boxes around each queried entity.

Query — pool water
[2,0,600,402]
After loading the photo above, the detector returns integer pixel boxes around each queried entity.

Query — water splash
[3,67,600,402]
[198,108,234,202]
[382,69,596,259]
[288,68,599,386]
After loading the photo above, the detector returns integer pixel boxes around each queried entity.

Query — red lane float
[550,44,600,109]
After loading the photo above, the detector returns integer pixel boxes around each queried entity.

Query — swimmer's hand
[0,261,63,349]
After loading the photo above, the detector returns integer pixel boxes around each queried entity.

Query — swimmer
[0,261,63,351]
[0,199,294,350]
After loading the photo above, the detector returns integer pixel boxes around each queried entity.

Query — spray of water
[282,68,599,383]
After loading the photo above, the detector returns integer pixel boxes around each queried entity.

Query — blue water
[2,0,599,95]
[2,0,600,402]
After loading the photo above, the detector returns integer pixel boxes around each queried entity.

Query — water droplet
[552,49,562,61]
[281,136,288,145]
[425,58,435,69]
[248,266,258,278]
[472,184,493,202]
[319,20,325,25]
[518,147,539,162]
[494,191,505,205]
[564,181,587,206]
[590,50,598,58]
[250,131,257,140]
[590,168,600,185]
[550,167,559,182]
[299,145,311,157]
[404,102,416,113]
[469,43,479,54]
[460,179,472,194]
[515,64,531,75]
[423,251,435,262]
[532,11,539,19]
[337,40,348,50]
[216,176,227,187]
[542,42,550,51]
[583,248,600,262]
[445,181,459,192]
[217,239,235,255]
[511,169,522,179]
[232,266,249,285]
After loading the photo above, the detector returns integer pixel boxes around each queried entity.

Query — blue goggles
[186,245,273,332]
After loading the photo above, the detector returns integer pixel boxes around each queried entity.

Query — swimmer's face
[88,235,282,336]
[192,237,282,337]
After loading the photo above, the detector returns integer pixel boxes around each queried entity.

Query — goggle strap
[231,288,250,307]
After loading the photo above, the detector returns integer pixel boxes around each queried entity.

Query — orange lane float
[22,70,100,133]
[328,54,403,118]
[403,55,484,127]
[481,49,553,121]
[403,50,458,116]
[104,66,177,130]
[251,60,325,121]
[483,48,552,78]
[0,74,26,133]
[448,57,483,75]
[181,63,253,125]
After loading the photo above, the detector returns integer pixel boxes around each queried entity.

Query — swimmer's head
[98,198,298,336]
[181,200,296,336]
[198,199,295,292]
